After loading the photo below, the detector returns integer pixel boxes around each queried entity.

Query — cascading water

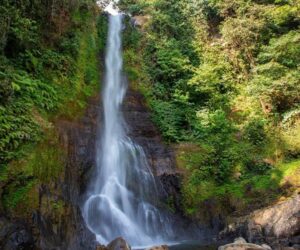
[83,8,175,247]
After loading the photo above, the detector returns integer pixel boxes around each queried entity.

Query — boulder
[107,237,131,250]
[220,194,300,248]
[234,237,247,244]
[261,244,272,250]
[132,15,151,29]
[218,237,274,250]
[96,244,108,250]
[218,242,266,250]
[0,217,34,250]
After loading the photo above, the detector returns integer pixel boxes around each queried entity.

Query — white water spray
[83,9,175,247]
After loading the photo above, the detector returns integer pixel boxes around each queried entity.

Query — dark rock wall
[122,89,183,208]
[34,95,101,250]
[0,95,101,250]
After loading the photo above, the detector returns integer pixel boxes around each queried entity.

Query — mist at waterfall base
[81,13,188,248]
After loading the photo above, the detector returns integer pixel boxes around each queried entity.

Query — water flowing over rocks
[123,89,176,177]
[82,14,182,246]
[123,88,180,202]
[145,245,169,250]
[1,6,298,250]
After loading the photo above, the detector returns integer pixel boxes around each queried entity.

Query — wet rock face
[35,95,102,250]
[122,89,218,241]
[220,194,300,249]
[0,217,34,250]
[0,92,102,250]
[123,89,176,177]
[0,95,101,250]
[218,237,268,250]
[123,89,180,202]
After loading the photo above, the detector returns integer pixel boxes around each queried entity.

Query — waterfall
[82,12,174,247]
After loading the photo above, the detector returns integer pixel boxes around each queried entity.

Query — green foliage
[29,135,66,183]
[251,30,300,113]
[245,157,272,174]
[199,110,241,182]
[97,14,109,51]
[0,1,106,215]
[243,119,267,146]
[122,0,299,216]
[181,157,300,216]
[150,100,188,141]
[148,39,192,88]
[0,76,13,104]
[188,50,234,109]
[3,178,35,209]
[265,2,300,27]
[120,0,151,15]
[221,15,266,65]
[258,30,300,68]
[123,16,142,49]
[0,70,59,164]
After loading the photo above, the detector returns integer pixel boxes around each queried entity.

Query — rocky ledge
[96,237,169,250]
[123,89,182,206]
[219,237,272,250]
[219,194,300,249]
[0,94,100,250]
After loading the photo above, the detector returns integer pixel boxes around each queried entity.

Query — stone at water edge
[107,237,131,250]
[218,237,272,250]
[218,243,267,250]
[145,245,169,250]
[96,244,108,250]
[261,244,272,250]
[234,237,247,244]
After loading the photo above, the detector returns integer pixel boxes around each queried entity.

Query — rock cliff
[220,194,300,249]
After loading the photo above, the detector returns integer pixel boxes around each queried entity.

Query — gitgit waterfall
[83,10,174,247]
[1,0,300,249]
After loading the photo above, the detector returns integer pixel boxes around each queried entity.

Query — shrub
[0,76,13,104]
[244,119,267,146]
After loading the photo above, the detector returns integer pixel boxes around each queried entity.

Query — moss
[165,196,176,213]
[54,17,104,121]
[50,200,65,214]
[30,134,66,183]
[0,165,8,182]
[3,179,36,209]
